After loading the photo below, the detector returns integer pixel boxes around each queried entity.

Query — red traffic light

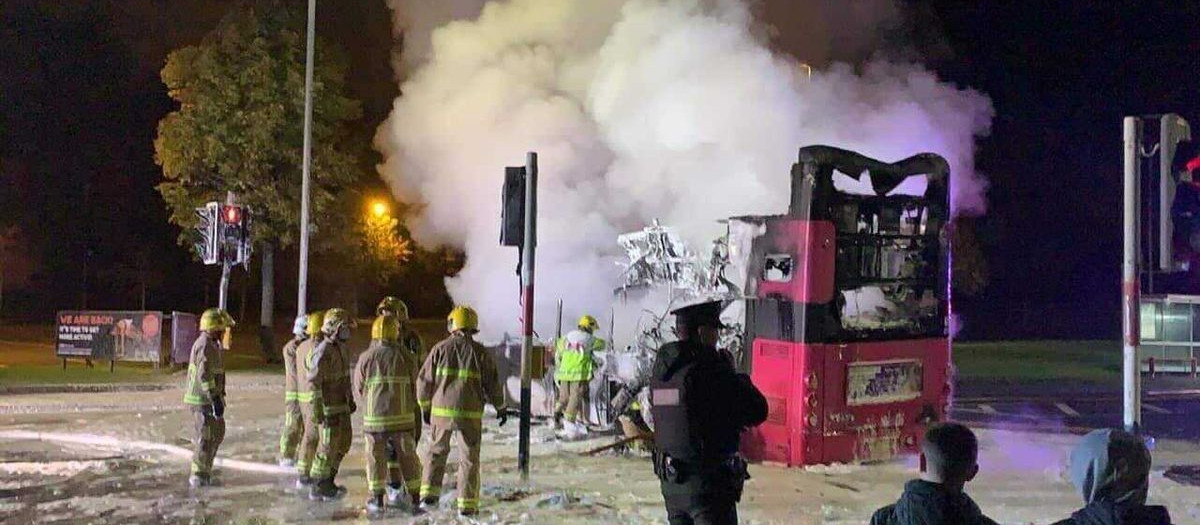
[222,206,242,224]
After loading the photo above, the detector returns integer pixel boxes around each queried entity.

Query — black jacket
[1050,502,1172,525]
[870,480,999,525]
[651,340,767,460]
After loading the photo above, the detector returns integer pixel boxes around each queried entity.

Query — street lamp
[370,200,389,219]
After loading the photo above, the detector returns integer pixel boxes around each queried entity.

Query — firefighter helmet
[578,315,599,332]
[305,311,324,338]
[291,314,308,337]
[321,308,354,335]
[376,296,410,321]
[372,314,401,342]
[200,308,234,332]
[447,306,479,334]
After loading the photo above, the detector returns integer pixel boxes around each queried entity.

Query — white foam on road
[0,429,291,475]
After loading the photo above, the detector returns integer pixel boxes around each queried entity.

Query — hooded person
[870,422,999,525]
[1050,428,1172,525]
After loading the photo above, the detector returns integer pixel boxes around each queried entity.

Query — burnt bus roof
[789,145,949,219]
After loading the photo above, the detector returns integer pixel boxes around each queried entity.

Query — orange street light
[370,200,389,218]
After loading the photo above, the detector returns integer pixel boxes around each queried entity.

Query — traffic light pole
[518,152,537,482]
[296,0,316,316]
[1122,116,1142,434]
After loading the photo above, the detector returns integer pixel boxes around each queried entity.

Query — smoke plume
[376,0,993,340]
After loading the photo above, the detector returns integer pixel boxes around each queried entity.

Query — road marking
[1142,403,1172,414]
[978,404,997,414]
[1054,403,1081,417]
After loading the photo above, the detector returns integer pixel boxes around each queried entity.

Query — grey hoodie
[1051,429,1172,525]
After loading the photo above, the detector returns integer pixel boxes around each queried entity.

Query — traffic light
[500,166,525,247]
[192,202,252,266]
[193,202,220,265]
[218,204,252,266]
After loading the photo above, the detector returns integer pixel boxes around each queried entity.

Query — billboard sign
[171,311,199,365]
[56,311,164,362]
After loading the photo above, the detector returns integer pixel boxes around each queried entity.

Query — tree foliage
[155,1,363,249]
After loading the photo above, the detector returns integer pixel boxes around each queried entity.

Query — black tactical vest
[650,343,701,461]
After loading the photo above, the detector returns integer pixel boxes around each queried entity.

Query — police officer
[184,308,233,488]
[650,300,767,525]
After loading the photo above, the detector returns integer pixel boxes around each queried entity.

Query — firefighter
[553,314,606,437]
[417,306,507,516]
[353,313,423,513]
[650,300,767,525]
[184,308,233,488]
[294,310,324,488]
[306,307,357,500]
[378,296,425,366]
[278,314,310,467]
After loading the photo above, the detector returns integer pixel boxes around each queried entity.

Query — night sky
[2,1,1198,339]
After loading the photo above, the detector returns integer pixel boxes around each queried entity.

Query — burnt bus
[732,145,952,466]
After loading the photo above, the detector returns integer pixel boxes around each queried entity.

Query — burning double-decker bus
[730,145,952,466]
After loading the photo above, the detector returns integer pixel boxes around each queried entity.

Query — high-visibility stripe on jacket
[353,339,419,433]
[417,332,505,429]
[184,332,225,405]
[554,330,605,382]
[282,335,306,402]
[295,339,318,404]
[306,338,353,416]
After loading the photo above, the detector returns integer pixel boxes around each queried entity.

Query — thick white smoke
[376,0,993,341]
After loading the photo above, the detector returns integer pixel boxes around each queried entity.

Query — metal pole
[518,152,538,481]
[1122,116,1142,433]
[296,0,316,316]
[219,191,235,311]
[219,263,231,311]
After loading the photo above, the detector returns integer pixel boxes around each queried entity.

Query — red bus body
[736,146,952,466]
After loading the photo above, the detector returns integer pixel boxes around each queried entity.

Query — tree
[155,1,364,359]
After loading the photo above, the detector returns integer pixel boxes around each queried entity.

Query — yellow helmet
[578,314,599,332]
[321,308,354,335]
[200,308,234,332]
[447,306,479,334]
[372,314,401,342]
[305,311,324,337]
[376,296,410,321]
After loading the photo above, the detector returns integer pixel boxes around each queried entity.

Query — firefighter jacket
[417,332,505,429]
[281,335,306,403]
[184,332,225,406]
[295,339,317,404]
[353,339,419,433]
[306,338,354,418]
[554,329,605,382]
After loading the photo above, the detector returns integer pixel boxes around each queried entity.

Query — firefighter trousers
[297,402,320,477]
[555,380,589,422]
[279,400,304,461]
[420,423,481,512]
[191,407,225,477]
[365,431,421,497]
[310,413,352,481]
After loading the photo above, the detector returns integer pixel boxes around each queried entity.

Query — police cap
[670,300,726,328]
